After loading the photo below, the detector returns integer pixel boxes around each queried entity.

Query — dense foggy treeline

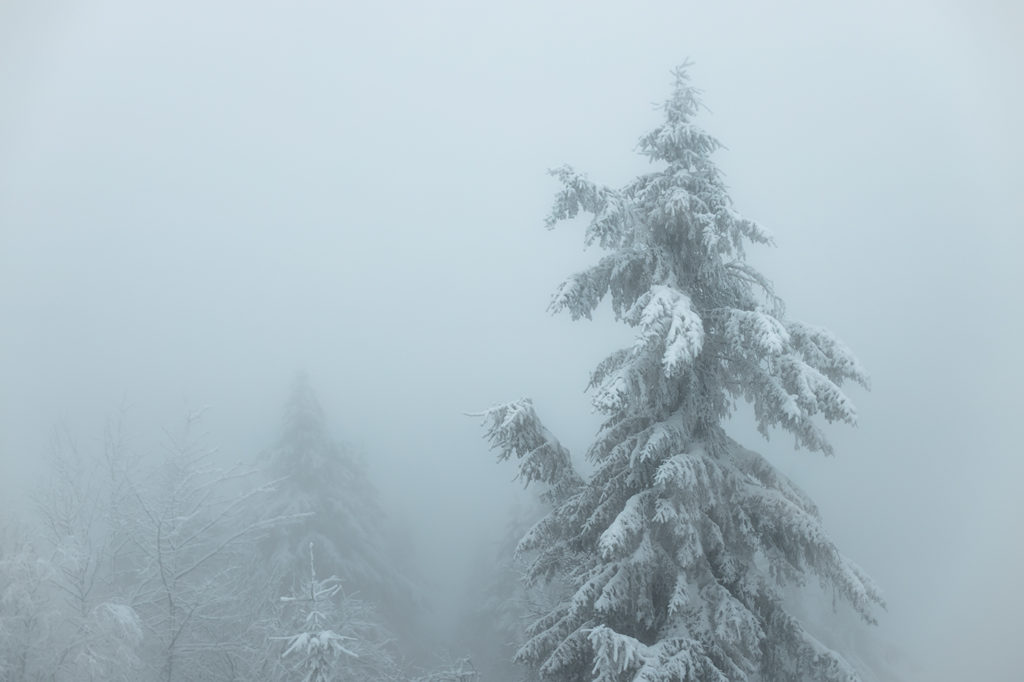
[0,374,490,681]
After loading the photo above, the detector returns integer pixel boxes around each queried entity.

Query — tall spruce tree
[480,65,882,681]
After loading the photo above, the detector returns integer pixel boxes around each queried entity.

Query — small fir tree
[274,543,399,682]
[480,64,882,681]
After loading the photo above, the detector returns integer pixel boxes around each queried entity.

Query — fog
[2,1,1022,680]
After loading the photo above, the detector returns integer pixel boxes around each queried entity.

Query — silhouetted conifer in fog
[460,497,568,682]
[258,374,416,635]
[481,64,883,681]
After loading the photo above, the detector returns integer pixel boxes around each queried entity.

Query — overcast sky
[2,1,1022,679]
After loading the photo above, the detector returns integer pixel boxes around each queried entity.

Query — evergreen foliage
[256,373,424,662]
[272,542,400,682]
[460,497,569,682]
[481,64,882,681]
[260,374,410,612]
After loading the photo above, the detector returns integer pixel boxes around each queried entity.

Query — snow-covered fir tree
[480,64,883,682]
[271,542,400,682]
[258,374,416,635]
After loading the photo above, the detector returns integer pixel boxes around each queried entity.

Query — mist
[2,1,1022,680]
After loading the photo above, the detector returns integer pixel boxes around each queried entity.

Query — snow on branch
[476,399,582,498]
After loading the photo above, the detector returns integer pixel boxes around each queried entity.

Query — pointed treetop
[282,371,327,437]
[541,61,867,456]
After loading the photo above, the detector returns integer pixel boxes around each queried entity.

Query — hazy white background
[2,1,1021,679]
